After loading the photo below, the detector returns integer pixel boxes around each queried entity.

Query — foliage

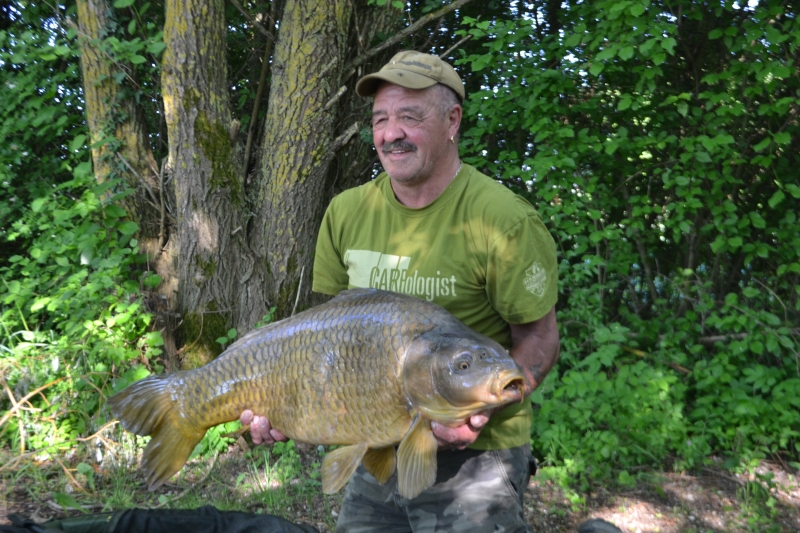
[0,6,161,452]
[457,0,800,486]
[0,6,87,261]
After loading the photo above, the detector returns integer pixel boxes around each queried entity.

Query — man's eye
[401,115,419,123]
[372,118,386,127]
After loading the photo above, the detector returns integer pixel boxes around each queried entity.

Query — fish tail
[108,373,205,490]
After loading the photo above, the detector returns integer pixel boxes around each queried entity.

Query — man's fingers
[469,413,490,429]
[240,409,254,426]
[239,410,287,445]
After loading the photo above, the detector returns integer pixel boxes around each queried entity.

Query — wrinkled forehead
[371,82,438,114]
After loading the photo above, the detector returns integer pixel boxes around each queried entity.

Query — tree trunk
[76,0,160,237]
[162,0,257,367]
[76,0,183,368]
[252,0,402,318]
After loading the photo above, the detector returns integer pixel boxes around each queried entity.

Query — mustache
[382,141,417,154]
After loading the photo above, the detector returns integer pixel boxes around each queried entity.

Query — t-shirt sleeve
[485,208,558,324]
[312,200,350,295]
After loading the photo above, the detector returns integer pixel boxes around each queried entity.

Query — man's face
[371,83,457,186]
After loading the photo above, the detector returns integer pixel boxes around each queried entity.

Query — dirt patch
[2,445,799,532]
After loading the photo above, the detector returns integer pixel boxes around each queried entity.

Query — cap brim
[355,69,439,97]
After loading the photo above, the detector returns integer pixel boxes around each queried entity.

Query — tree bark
[76,0,183,368]
[76,0,160,235]
[162,0,256,367]
[250,0,403,317]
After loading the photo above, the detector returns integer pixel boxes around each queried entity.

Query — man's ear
[449,105,462,138]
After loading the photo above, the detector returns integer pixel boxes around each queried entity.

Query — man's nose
[383,116,405,142]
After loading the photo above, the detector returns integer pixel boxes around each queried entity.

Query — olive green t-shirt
[312,164,558,450]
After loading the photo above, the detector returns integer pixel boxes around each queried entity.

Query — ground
[1,440,799,533]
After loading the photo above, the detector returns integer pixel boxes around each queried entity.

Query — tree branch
[345,0,476,78]
[242,1,278,182]
[228,0,276,41]
[439,34,472,58]
[330,122,361,155]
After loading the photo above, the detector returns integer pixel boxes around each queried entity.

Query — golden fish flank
[109,288,525,499]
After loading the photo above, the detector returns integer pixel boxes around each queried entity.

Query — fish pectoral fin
[321,443,368,494]
[362,446,396,484]
[396,416,438,499]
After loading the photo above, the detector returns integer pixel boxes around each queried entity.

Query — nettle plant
[457,0,800,486]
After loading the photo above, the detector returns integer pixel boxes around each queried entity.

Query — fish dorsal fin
[321,443,368,494]
[362,446,396,484]
[396,416,438,499]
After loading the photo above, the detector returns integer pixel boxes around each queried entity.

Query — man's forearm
[509,306,560,396]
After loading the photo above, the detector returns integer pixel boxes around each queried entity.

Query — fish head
[403,329,525,425]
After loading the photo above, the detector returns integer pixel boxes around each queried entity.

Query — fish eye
[479,351,486,360]
[453,354,473,372]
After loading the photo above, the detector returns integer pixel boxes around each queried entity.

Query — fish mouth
[497,374,525,403]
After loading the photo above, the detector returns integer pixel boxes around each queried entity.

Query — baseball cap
[355,50,465,102]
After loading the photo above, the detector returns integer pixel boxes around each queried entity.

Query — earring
[450,135,455,144]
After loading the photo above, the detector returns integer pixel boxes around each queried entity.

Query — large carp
[109,289,525,498]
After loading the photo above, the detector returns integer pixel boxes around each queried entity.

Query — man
[242,51,561,532]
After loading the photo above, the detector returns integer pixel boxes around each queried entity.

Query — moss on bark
[180,302,229,369]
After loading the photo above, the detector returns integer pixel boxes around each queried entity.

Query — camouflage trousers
[335,444,534,533]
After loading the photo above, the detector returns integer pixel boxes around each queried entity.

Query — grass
[2,434,799,533]
[0,430,341,532]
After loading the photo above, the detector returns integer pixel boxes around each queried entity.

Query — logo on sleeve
[523,262,547,296]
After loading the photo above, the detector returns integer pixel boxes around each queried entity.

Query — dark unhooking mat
[3,506,319,533]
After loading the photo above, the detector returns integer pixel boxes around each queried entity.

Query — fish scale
[109,288,525,498]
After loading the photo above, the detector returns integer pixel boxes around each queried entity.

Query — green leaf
[127,19,137,35]
[753,137,771,152]
[104,205,127,218]
[639,38,657,54]
[677,102,688,117]
[786,184,800,199]
[768,190,785,208]
[629,3,646,16]
[742,287,759,298]
[31,198,47,212]
[618,46,634,60]
[564,33,582,47]
[227,328,237,338]
[661,37,677,54]
[53,492,83,510]
[749,212,766,229]
[56,257,69,267]
[589,63,604,76]
[618,97,632,111]
[31,297,52,312]
[113,0,135,7]
[129,54,146,65]
[695,151,711,163]
[147,41,166,55]
[70,135,86,152]
[118,221,139,235]
[727,236,742,249]
[773,132,791,145]
[391,0,404,8]
[596,48,617,61]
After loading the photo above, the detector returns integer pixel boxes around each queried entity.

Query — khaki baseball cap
[356,50,465,102]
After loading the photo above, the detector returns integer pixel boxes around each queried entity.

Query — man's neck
[390,156,462,209]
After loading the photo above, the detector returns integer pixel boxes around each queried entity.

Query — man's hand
[239,410,287,445]
[431,411,491,450]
